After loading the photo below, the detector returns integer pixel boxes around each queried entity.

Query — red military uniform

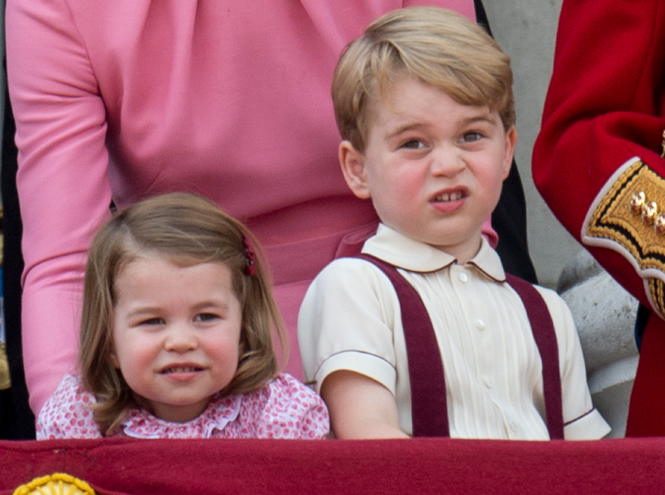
[533,0,665,436]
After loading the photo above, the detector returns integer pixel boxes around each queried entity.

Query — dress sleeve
[255,374,330,439]
[532,0,665,315]
[536,288,611,440]
[36,374,102,440]
[6,0,113,413]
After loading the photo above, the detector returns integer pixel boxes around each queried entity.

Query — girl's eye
[139,317,164,326]
[400,139,425,150]
[195,313,220,323]
[461,132,483,143]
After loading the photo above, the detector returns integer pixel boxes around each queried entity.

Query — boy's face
[340,77,516,263]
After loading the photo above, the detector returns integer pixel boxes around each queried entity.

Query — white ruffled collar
[120,392,242,439]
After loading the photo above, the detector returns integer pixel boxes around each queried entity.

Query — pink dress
[37,373,329,439]
[6,0,477,414]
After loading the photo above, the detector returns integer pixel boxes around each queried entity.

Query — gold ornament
[630,191,646,214]
[642,200,658,225]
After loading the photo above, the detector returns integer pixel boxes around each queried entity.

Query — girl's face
[111,255,243,423]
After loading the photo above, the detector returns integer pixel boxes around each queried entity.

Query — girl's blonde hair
[79,192,286,435]
[332,6,515,152]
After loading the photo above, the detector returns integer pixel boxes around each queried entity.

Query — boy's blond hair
[332,6,515,152]
[79,192,286,435]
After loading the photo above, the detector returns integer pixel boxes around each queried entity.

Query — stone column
[558,250,639,438]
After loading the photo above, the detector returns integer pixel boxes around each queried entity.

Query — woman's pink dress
[6,0,476,413]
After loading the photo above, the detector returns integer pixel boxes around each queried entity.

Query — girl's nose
[164,323,198,352]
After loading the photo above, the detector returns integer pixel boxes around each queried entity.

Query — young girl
[37,193,329,439]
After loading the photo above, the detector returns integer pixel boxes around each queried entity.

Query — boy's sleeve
[536,288,611,440]
[297,259,400,395]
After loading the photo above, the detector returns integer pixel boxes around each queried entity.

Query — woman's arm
[7,0,113,413]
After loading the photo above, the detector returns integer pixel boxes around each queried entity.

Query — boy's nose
[430,148,465,177]
[164,324,198,352]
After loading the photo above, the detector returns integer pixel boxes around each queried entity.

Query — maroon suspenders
[505,273,564,439]
[357,254,564,440]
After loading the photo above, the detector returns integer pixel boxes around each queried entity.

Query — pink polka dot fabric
[37,373,329,440]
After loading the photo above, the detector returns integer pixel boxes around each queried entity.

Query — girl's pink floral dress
[37,373,329,439]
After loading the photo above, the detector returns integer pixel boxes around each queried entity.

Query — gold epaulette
[583,157,665,317]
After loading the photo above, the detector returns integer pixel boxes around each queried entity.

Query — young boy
[298,6,610,440]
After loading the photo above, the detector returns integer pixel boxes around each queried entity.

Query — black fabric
[474,0,492,35]
[0,83,35,439]
[634,302,650,352]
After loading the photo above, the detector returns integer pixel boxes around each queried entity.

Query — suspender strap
[358,255,564,439]
[358,254,449,437]
[505,274,564,439]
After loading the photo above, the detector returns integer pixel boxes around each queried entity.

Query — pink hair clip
[243,236,257,276]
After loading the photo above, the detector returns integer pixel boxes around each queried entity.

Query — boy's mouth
[431,187,467,203]
[433,191,464,202]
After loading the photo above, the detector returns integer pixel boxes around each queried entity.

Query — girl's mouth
[159,366,203,375]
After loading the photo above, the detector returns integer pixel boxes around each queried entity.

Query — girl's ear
[110,349,120,369]
[339,140,371,199]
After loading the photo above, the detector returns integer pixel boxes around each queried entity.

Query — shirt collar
[361,223,506,282]
[120,392,242,439]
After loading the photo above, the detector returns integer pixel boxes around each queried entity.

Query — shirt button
[484,377,492,388]
[459,273,469,283]
[475,319,485,330]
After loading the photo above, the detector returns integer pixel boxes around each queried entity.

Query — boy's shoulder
[510,280,577,341]
[304,256,400,310]
[525,282,571,314]
[315,255,392,282]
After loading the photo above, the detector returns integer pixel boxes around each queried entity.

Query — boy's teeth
[436,192,462,202]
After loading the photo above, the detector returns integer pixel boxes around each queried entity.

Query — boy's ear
[501,126,518,180]
[339,140,371,199]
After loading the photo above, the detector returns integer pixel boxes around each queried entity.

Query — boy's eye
[400,139,425,150]
[461,132,483,143]
[195,313,220,323]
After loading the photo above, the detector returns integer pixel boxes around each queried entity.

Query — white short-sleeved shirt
[298,224,610,440]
